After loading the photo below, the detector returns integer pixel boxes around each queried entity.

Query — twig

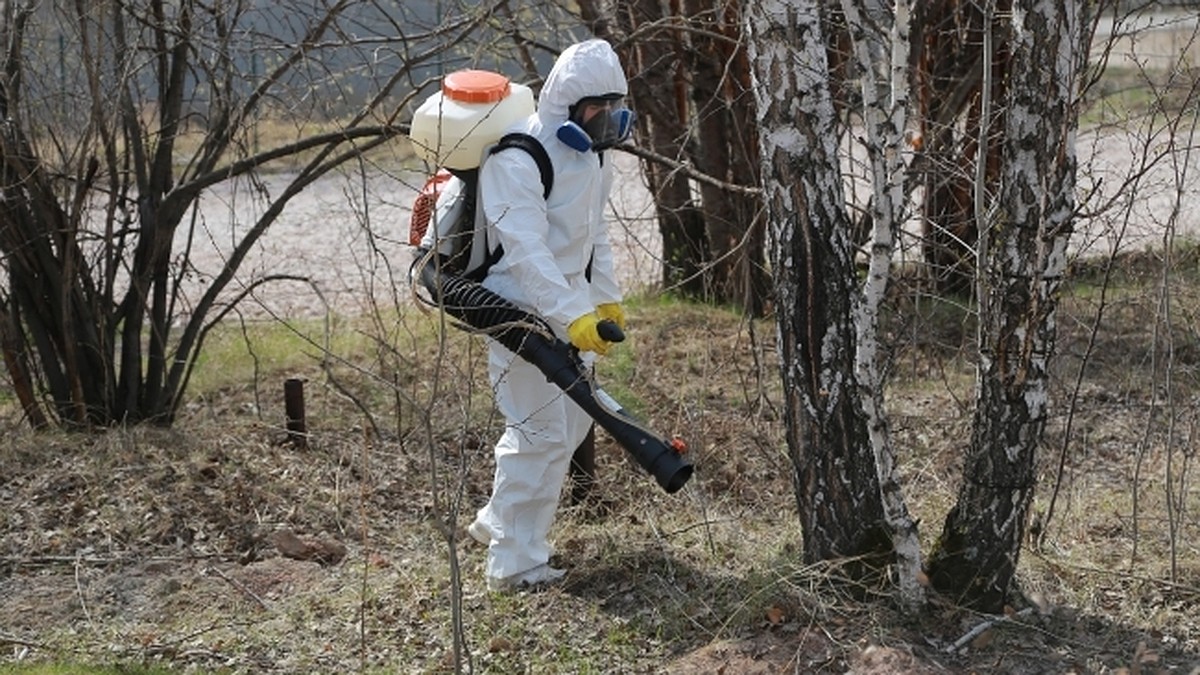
[177,647,224,660]
[0,632,46,649]
[203,566,270,611]
[945,607,1034,653]
[6,554,126,566]
[616,143,761,196]
[1,553,227,567]
[1033,554,1200,596]
[661,517,736,537]
[74,553,93,626]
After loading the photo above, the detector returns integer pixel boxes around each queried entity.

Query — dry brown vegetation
[1,258,1200,674]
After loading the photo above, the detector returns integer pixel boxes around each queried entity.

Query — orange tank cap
[442,70,511,104]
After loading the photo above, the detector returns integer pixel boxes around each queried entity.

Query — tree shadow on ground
[559,542,1200,674]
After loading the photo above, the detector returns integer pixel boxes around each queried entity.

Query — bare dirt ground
[2,274,1200,673]
[4,124,1200,672]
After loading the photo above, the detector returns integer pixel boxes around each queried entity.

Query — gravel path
[179,124,1200,320]
[179,152,660,319]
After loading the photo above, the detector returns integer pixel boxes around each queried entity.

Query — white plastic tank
[408,70,535,171]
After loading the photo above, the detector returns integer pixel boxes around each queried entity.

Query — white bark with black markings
[746,0,896,580]
[841,0,925,612]
[928,0,1085,611]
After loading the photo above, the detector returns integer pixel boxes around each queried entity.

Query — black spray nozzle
[416,257,692,493]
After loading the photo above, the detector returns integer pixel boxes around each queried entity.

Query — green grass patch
[185,311,410,395]
[1082,63,1200,128]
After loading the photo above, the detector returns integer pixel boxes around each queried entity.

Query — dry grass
[1,273,1199,673]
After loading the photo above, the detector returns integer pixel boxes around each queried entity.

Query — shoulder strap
[464,133,553,282]
[489,132,553,199]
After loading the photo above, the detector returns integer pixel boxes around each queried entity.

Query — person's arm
[480,149,593,330]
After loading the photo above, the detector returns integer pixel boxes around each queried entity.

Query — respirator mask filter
[558,95,635,152]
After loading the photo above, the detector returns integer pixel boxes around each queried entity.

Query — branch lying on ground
[204,565,270,611]
[0,632,46,649]
[946,607,1035,653]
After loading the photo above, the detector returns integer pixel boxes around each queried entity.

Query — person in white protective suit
[466,39,636,592]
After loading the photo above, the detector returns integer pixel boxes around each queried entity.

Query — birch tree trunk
[745,0,892,579]
[926,0,1086,611]
[840,0,925,611]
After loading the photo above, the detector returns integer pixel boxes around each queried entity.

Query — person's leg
[475,344,590,583]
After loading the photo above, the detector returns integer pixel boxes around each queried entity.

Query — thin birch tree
[744,0,900,591]
[926,0,1088,611]
[838,0,925,610]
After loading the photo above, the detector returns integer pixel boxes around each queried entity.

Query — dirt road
[181,117,1199,321]
[180,153,659,319]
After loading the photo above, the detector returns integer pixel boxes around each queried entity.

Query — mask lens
[579,102,635,150]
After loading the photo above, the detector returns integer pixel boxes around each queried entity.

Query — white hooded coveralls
[472,39,626,582]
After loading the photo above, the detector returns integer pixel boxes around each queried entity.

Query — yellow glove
[596,302,626,331]
[567,312,611,355]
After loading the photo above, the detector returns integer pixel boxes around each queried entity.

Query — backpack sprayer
[413,255,693,494]
[408,69,693,494]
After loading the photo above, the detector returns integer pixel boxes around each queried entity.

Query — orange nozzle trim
[670,436,688,454]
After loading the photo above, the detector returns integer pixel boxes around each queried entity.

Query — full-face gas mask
[557,94,636,153]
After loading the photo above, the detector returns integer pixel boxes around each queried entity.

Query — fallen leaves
[765,605,786,625]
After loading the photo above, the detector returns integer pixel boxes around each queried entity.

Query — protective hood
[537,39,628,126]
